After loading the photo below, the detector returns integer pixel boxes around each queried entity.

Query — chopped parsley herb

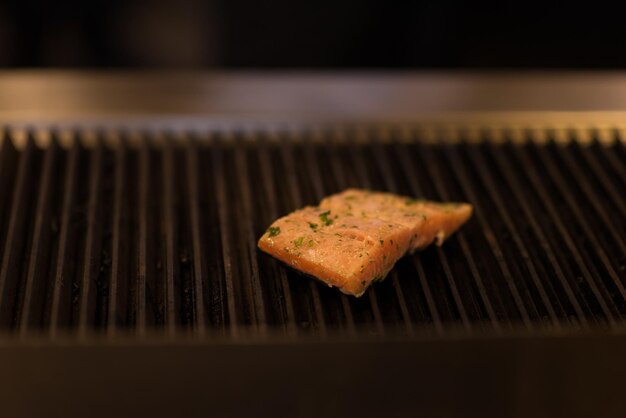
[334,233,343,237]
[345,195,357,200]
[308,240,316,247]
[443,203,461,212]
[309,222,318,231]
[320,210,334,226]
[268,226,281,237]
[405,198,424,205]
[294,236,304,247]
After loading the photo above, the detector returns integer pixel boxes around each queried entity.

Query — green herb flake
[294,236,304,247]
[405,198,424,205]
[267,226,281,237]
[443,203,461,212]
[345,195,357,201]
[308,240,316,247]
[319,210,334,226]
[308,222,318,231]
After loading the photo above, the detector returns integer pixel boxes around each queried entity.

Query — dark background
[1,0,626,68]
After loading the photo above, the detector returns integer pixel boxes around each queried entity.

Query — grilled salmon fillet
[258,189,473,297]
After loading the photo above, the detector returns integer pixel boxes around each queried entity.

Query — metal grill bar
[0,126,624,338]
[107,138,130,334]
[185,137,207,334]
[78,138,104,334]
[19,138,60,333]
[0,134,19,264]
[136,138,151,333]
[49,138,81,333]
[0,135,40,329]
[233,139,267,332]
[211,138,239,336]
[161,137,179,334]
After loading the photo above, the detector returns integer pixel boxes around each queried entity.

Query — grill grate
[0,126,624,338]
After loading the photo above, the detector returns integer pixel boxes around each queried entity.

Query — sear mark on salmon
[258,189,473,297]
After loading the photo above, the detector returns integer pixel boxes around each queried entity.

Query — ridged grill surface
[0,127,624,338]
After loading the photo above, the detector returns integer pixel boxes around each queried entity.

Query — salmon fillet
[258,189,473,297]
